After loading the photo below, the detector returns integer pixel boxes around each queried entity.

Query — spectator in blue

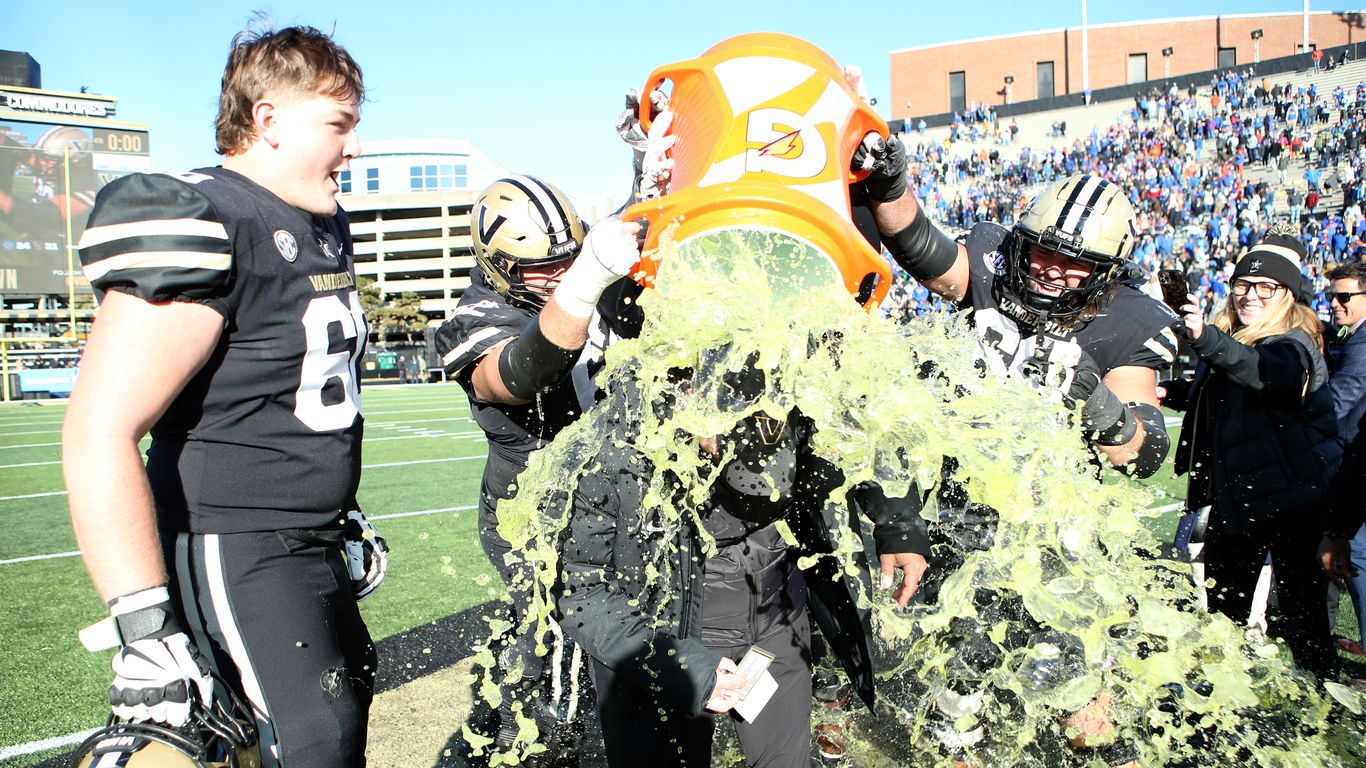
[1324,261,1366,658]
[1305,165,1323,194]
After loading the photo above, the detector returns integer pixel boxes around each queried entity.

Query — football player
[432,175,642,760]
[859,144,1174,768]
[64,23,380,768]
[864,144,1175,477]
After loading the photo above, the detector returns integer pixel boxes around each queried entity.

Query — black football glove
[1066,352,1134,445]
[851,133,908,203]
[1021,341,1133,446]
[107,586,213,727]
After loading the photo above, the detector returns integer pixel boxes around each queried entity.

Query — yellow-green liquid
[470,225,1364,766]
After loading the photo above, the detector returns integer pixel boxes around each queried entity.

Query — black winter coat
[1166,326,1341,537]
[554,409,928,718]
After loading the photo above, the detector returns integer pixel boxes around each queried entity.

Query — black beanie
[1232,228,1311,303]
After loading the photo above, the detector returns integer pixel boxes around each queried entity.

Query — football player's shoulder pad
[78,172,232,303]
[434,281,534,376]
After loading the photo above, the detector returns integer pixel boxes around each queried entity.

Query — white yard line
[366,417,473,427]
[361,456,483,469]
[0,490,67,502]
[364,432,484,442]
[0,550,80,565]
[0,442,61,450]
[0,460,60,469]
[371,504,476,521]
[2,455,484,501]
[0,506,477,566]
[363,407,468,417]
[0,728,99,761]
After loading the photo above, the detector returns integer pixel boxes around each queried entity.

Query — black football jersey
[78,168,365,533]
[433,274,609,506]
[960,222,1179,391]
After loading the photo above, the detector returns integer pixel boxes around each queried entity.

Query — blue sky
[6,1,1360,205]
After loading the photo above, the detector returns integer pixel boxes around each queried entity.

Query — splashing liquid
[467,226,1364,766]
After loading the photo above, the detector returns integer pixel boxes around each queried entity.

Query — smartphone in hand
[1157,269,1188,313]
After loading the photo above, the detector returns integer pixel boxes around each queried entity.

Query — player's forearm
[540,294,592,350]
[870,192,968,301]
[869,185,921,234]
[471,308,586,405]
[63,420,167,601]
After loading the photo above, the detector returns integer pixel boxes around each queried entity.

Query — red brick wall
[890,12,1365,120]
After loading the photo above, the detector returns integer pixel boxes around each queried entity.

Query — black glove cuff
[1122,402,1170,478]
[110,588,183,644]
[885,207,959,283]
[498,316,582,401]
[1084,385,1137,446]
[862,136,908,203]
[866,169,907,204]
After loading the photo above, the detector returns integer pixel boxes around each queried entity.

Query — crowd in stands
[884,65,1366,325]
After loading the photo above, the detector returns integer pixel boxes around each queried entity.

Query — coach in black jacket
[553,379,928,768]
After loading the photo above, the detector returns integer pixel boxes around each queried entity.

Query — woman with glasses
[1160,227,1343,681]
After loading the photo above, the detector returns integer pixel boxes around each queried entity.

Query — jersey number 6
[295,290,365,432]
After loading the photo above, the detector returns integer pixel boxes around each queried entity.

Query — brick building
[891,10,1366,121]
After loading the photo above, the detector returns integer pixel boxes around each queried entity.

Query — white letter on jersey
[296,291,365,432]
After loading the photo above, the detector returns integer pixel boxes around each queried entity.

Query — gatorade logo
[745,108,825,178]
[757,129,802,160]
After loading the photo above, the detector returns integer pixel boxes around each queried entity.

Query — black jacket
[1327,323,1366,446]
[1326,409,1366,536]
[554,407,928,717]
[1166,326,1341,536]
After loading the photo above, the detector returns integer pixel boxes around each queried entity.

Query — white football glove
[615,87,669,151]
[344,509,389,601]
[107,587,213,727]
[637,110,676,202]
[552,218,643,319]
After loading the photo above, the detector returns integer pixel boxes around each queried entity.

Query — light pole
[1081,0,1090,98]
[1162,47,1173,80]
[1252,29,1263,65]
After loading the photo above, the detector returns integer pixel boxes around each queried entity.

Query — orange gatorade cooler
[622,32,892,308]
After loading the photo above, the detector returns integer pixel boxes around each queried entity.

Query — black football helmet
[472,175,587,311]
[72,683,259,768]
[1000,174,1136,321]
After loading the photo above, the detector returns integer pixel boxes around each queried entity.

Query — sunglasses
[1330,290,1366,304]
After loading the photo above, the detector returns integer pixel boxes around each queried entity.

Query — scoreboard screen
[93,128,150,156]
[0,120,149,295]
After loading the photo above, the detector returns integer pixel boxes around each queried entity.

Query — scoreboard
[0,115,150,296]
[94,128,149,156]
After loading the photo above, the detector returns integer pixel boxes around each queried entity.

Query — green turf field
[0,388,1361,766]
[0,383,498,765]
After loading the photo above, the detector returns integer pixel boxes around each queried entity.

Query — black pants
[167,529,375,768]
[479,499,548,682]
[1203,522,1339,680]
[592,610,813,768]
